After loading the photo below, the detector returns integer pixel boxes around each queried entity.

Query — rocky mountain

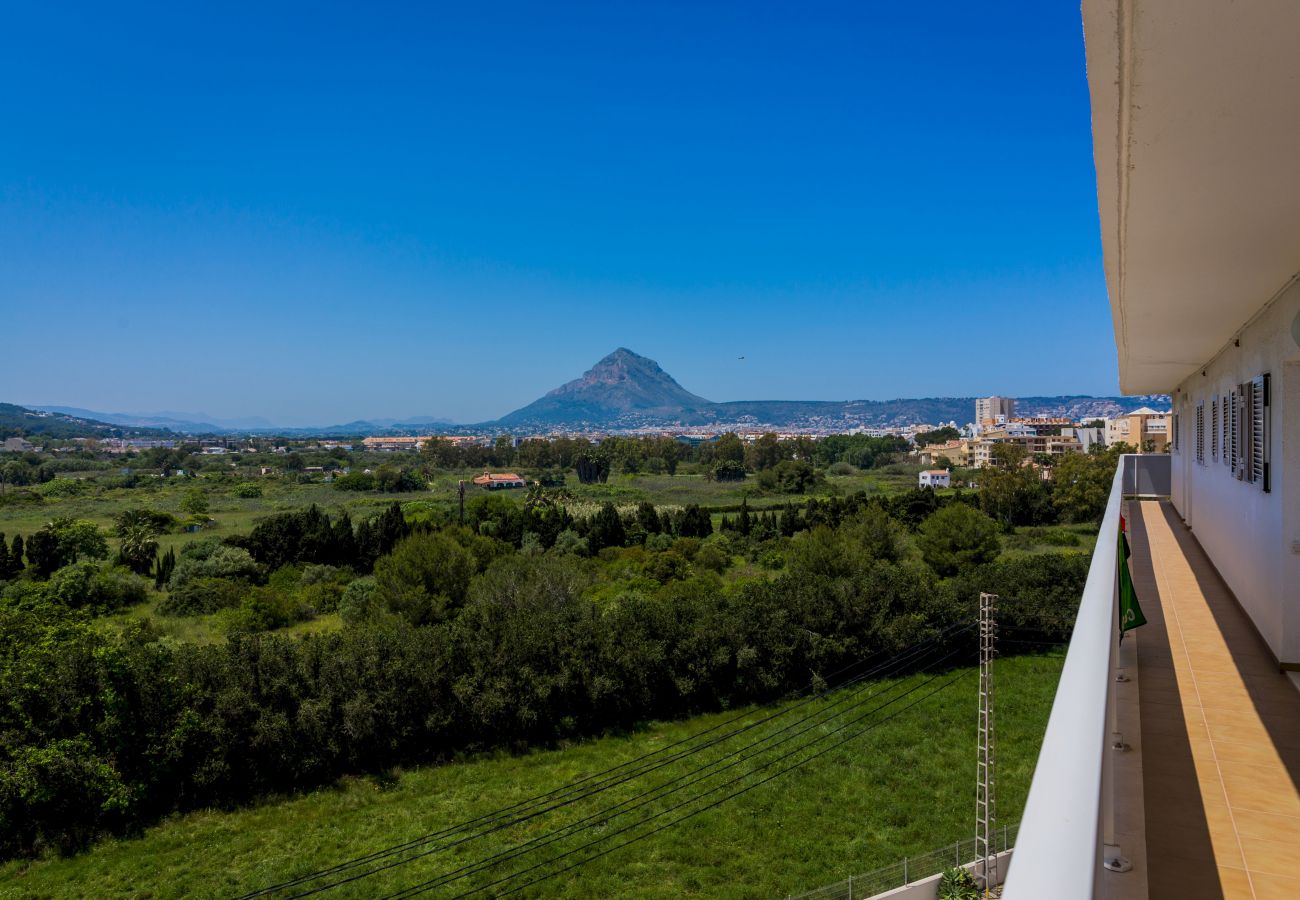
[491,349,1168,430]
[495,348,715,426]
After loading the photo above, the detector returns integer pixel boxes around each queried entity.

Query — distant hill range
[487,348,1168,431]
[16,349,1168,438]
[29,406,454,437]
[0,403,171,441]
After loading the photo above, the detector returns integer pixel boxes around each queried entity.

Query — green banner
[1118,526,1147,632]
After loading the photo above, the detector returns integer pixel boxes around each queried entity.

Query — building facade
[1103,407,1169,452]
[975,396,1016,427]
[1083,0,1300,671]
[918,469,950,489]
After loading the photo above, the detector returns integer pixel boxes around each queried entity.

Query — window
[1195,404,1205,464]
[1222,394,1230,467]
[1210,398,1218,461]
[1249,374,1270,490]
[1230,388,1242,477]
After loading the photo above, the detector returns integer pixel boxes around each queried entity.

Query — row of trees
[0,496,1087,858]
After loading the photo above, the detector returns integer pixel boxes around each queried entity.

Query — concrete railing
[1001,455,1145,899]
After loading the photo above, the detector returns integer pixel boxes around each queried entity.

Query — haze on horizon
[1,2,1112,427]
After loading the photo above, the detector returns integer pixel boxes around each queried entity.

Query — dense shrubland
[0,469,1096,861]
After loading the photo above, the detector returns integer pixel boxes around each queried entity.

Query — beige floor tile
[1220,766,1300,817]
[1216,866,1254,900]
[1209,736,1300,771]
[1251,870,1300,900]
[1231,807,1300,844]
[1238,833,1300,877]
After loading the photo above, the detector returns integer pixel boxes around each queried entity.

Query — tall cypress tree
[10,535,23,575]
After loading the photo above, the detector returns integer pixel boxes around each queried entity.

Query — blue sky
[1,1,1111,425]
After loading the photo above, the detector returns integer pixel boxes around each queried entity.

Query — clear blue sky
[1,1,1112,426]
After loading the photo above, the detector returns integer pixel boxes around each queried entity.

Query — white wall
[1169,279,1300,665]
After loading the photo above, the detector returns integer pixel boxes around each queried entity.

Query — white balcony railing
[1001,454,1166,899]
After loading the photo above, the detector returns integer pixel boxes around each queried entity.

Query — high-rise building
[974,396,1015,425]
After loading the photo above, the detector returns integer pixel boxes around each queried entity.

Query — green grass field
[0,651,1063,900]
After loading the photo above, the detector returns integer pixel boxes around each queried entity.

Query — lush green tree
[914,426,961,446]
[113,508,176,536]
[491,435,516,466]
[635,501,662,536]
[917,505,1001,576]
[179,489,209,517]
[575,453,610,485]
[333,471,376,491]
[587,503,627,553]
[372,532,475,625]
[23,519,108,577]
[844,504,903,563]
[0,535,16,580]
[710,460,747,482]
[757,459,820,494]
[744,433,785,471]
[1053,450,1119,524]
[116,524,159,575]
[978,445,1052,528]
[374,466,423,493]
[712,433,745,465]
[677,505,713,538]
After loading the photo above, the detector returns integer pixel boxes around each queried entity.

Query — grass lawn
[0,651,1063,900]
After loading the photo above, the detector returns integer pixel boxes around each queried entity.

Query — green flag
[1117,523,1146,632]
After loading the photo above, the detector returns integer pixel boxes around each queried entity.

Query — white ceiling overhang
[1083,0,1300,394]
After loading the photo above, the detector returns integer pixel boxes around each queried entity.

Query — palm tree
[117,524,159,575]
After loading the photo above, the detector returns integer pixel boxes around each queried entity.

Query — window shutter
[1230,389,1242,478]
[1222,394,1230,467]
[1251,374,1269,490]
[1210,398,1218,461]
[1195,404,1205,464]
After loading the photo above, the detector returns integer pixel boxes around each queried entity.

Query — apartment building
[1103,407,1169,453]
[974,395,1015,428]
[1006,3,1300,897]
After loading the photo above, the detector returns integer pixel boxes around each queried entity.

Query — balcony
[1003,455,1300,900]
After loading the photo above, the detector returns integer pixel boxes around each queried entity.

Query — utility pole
[975,592,998,895]
[458,479,465,526]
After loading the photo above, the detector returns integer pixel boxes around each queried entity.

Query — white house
[918,469,950,489]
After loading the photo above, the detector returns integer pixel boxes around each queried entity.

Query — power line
[279,633,973,898]
[241,625,971,898]
[367,643,973,899]
[445,670,974,899]
[380,663,972,898]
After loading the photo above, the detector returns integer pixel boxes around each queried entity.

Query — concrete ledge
[864,850,1013,900]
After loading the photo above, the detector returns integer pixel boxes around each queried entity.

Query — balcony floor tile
[1130,501,1300,899]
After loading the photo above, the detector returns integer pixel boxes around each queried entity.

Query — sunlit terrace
[1125,500,1300,898]
[1003,457,1300,900]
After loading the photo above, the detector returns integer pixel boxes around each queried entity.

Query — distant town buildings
[361,436,428,451]
[1104,407,1169,452]
[2,437,35,453]
[911,403,1169,471]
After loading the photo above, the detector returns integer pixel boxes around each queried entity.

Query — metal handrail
[1000,455,1131,899]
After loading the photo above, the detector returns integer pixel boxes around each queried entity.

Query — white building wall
[1169,279,1300,665]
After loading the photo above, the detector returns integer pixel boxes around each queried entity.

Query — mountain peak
[495,349,713,426]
